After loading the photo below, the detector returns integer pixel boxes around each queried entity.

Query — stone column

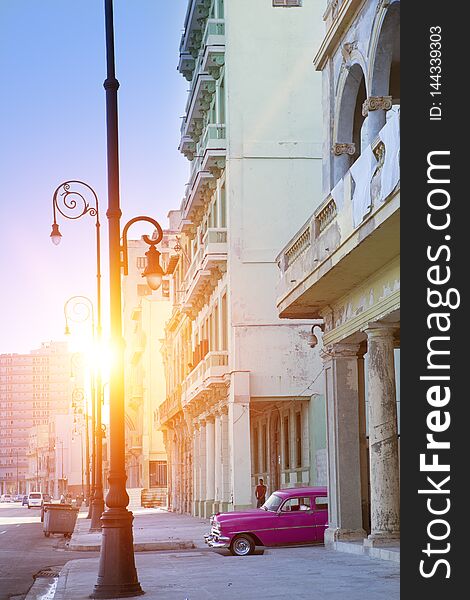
[205,417,215,517]
[192,426,200,516]
[363,96,393,142]
[171,432,178,512]
[322,342,366,545]
[220,407,230,512]
[229,371,252,511]
[214,412,222,512]
[363,323,400,546]
[198,420,207,518]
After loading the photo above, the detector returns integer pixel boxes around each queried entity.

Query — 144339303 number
[429,26,442,98]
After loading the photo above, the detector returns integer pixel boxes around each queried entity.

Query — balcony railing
[279,111,400,275]
[201,19,225,79]
[181,350,229,408]
[159,385,182,425]
[277,111,400,316]
[200,123,226,153]
[180,227,228,312]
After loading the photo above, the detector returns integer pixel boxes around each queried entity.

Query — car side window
[315,496,328,510]
[281,497,311,512]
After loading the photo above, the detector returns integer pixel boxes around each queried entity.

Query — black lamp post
[91,1,164,596]
[51,183,105,532]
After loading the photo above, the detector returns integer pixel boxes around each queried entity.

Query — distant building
[277,0,400,549]
[0,341,76,495]
[159,0,326,517]
[121,231,175,506]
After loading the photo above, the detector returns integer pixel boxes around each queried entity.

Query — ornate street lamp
[68,313,94,516]
[91,1,164,596]
[72,386,90,509]
[51,182,105,532]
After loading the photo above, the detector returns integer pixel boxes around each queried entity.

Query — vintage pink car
[204,486,328,556]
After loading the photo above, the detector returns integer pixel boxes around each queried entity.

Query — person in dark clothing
[255,478,267,508]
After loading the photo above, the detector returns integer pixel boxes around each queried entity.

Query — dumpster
[43,503,79,538]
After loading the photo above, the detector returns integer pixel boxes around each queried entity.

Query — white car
[27,492,44,508]
[1,494,12,503]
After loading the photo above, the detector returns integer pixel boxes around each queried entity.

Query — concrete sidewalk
[46,545,399,600]
[68,507,209,552]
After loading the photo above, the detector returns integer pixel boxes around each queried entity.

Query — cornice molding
[313,0,367,71]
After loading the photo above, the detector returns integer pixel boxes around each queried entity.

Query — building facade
[277,0,400,548]
[159,0,327,518]
[0,341,77,495]
[121,232,175,506]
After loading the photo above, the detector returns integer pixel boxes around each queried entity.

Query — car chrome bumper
[204,533,230,549]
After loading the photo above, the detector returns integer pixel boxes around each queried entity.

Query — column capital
[362,321,398,340]
[362,95,393,116]
[321,341,362,360]
[332,142,356,156]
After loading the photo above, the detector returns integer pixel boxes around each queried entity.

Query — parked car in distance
[22,494,29,506]
[13,494,22,502]
[205,486,328,556]
[1,494,12,503]
[27,492,48,508]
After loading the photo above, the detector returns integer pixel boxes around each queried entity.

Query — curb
[67,539,196,552]
[24,566,62,600]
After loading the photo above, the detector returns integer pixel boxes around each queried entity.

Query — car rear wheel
[230,534,255,556]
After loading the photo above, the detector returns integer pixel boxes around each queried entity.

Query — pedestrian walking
[255,478,267,508]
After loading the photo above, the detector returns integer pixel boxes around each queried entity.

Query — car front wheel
[230,534,255,556]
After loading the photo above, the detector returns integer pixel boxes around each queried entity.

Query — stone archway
[367,1,401,140]
[334,63,367,184]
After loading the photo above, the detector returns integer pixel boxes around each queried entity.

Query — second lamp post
[51,181,104,531]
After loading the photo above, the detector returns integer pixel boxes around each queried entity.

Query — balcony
[201,19,225,80]
[181,228,227,315]
[178,0,212,66]
[178,52,195,82]
[183,75,216,146]
[159,386,182,426]
[181,351,229,408]
[277,111,400,319]
[200,123,226,175]
[180,124,226,225]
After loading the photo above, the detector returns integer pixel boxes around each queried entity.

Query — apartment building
[0,341,75,495]
[159,0,326,517]
[277,0,400,550]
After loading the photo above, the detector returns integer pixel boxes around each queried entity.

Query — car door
[274,496,316,545]
[312,494,328,542]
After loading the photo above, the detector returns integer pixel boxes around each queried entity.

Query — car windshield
[262,493,283,512]
[30,493,41,499]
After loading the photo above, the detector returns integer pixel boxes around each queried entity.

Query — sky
[0,0,188,354]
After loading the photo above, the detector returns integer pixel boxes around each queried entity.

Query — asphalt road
[0,502,99,600]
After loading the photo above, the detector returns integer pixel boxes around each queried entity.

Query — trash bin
[43,503,79,538]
